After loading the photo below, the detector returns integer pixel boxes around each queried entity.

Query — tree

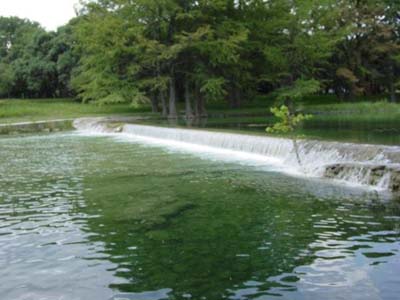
[51,23,80,97]
[261,0,342,108]
[266,104,312,167]
[0,17,42,98]
[0,16,78,98]
[3,0,392,113]
[329,0,400,100]
[72,0,180,113]
[0,62,13,97]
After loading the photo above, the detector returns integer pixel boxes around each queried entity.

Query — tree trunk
[390,81,397,103]
[389,67,397,103]
[199,94,208,118]
[184,80,194,119]
[335,87,345,102]
[160,91,168,117]
[150,93,159,113]
[168,73,178,119]
[194,97,200,117]
[234,88,241,108]
[194,84,200,117]
[228,89,236,109]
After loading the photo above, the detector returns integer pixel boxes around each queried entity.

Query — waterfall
[123,124,294,160]
[73,118,114,133]
[73,118,400,192]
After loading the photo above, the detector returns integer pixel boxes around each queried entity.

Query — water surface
[0,132,399,300]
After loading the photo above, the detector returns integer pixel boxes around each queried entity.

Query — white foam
[73,119,400,191]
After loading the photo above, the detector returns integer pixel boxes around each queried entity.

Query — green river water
[0,132,399,300]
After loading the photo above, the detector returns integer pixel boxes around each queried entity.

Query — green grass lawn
[0,98,151,123]
[1,96,399,125]
[303,100,400,115]
[1,96,399,145]
[302,101,400,127]
[206,97,400,125]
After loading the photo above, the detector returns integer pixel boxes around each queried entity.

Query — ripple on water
[0,133,399,300]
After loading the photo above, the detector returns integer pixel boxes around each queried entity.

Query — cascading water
[73,117,123,133]
[73,118,400,192]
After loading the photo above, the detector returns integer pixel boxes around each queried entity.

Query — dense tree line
[0,0,399,118]
[0,17,78,98]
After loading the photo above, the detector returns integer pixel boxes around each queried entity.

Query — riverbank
[1,97,399,145]
[1,97,399,123]
[0,119,74,135]
[0,98,151,124]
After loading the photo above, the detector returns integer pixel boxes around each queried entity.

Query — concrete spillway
[73,117,400,192]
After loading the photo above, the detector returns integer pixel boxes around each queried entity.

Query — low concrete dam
[73,117,400,192]
[0,119,73,135]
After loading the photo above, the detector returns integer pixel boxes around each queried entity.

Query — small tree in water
[266,79,317,168]
[266,105,312,167]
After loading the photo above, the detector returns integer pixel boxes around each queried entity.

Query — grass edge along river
[1,97,400,145]
[1,97,400,194]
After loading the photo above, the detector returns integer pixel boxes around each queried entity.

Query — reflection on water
[0,133,399,300]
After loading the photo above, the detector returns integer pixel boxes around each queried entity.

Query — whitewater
[73,117,400,192]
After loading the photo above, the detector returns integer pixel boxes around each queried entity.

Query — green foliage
[276,79,321,103]
[0,63,13,96]
[0,16,78,98]
[266,102,314,167]
[1,0,400,110]
[200,78,227,102]
[266,105,312,134]
[261,0,342,84]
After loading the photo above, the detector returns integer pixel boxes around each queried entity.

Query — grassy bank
[0,96,398,145]
[0,98,146,123]
[1,96,399,125]
[304,101,400,122]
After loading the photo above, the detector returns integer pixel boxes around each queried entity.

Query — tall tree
[0,16,78,98]
[330,0,400,100]
[262,0,342,108]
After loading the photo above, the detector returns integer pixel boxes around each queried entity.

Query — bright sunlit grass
[0,98,148,123]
